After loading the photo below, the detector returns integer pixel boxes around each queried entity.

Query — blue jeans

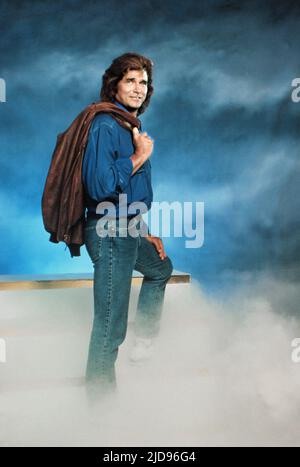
[84,215,173,398]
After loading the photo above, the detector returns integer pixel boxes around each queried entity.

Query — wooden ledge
[0,270,191,291]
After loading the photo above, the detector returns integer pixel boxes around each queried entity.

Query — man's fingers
[147,236,167,260]
[155,239,167,260]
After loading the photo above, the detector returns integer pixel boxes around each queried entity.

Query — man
[82,52,173,401]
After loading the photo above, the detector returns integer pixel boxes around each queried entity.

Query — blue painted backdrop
[0,0,299,293]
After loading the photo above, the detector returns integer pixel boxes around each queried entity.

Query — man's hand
[145,234,167,260]
[132,127,154,160]
[130,127,154,175]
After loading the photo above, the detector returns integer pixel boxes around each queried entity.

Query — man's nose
[133,82,143,93]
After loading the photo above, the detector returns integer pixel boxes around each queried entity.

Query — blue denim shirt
[82,99,153,217]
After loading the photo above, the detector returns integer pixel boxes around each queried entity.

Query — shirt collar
[112,98,131,113]
[112,98,142,130]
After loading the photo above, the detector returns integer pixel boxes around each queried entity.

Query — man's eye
[126,79,147,85]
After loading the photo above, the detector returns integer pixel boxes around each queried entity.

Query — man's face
[115,69,148,114]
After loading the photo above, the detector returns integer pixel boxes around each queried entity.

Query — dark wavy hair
[100,52,154,116]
